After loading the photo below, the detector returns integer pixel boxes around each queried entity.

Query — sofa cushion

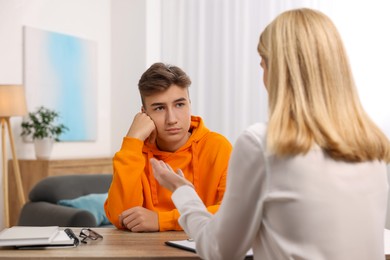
[29,174,112,203]
[57,193,111,226]
[18,201,98,227]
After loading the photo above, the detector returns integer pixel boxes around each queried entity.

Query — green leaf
[20,106,69,141]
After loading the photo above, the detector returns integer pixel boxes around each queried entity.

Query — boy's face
[142,84,191,152]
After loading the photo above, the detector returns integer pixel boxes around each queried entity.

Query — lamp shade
[0,85,28,117]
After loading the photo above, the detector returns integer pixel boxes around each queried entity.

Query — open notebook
[0,226,79,248]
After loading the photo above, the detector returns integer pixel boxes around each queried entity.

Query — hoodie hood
[142,115,209,205]
[142,115,209,156]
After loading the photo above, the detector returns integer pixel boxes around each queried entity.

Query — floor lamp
[0,85,27,227]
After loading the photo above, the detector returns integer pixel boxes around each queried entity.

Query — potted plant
[20,106,68,159]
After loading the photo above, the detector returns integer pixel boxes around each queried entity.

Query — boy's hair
[258,8,390,162]
[138,63,192,106]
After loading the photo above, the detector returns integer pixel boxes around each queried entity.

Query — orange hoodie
[104,116,232,231]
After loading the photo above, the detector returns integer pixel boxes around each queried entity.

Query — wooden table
[1,228,389,259]
[0,228,200,260]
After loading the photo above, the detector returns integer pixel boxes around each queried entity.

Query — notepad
[0,226,77,248]
[165,239,253,256]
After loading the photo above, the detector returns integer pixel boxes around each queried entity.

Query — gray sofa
[18,174,112,227]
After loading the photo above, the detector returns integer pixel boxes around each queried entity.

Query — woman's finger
[177,169,184,177]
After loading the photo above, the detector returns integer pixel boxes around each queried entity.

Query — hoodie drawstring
[148,142,200,207]
[147,150,159,205]
[191,142,200,190]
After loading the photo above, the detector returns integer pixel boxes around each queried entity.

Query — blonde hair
[258,8,390,162]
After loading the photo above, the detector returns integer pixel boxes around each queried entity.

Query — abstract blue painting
[23,26,97,141]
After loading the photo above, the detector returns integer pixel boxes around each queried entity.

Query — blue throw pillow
[57,193,111,226]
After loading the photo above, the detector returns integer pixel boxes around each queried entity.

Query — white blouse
[172,123,388,260]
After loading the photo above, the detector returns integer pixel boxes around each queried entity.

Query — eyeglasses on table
[79,228,103,244]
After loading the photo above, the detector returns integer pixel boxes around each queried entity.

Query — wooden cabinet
[8,158,113,226]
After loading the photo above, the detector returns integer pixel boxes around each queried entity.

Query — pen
[64,228,80,246]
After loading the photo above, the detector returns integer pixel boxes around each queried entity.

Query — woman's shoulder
[246,122,267,133]
[233,122,268,150]
[241,122,267,140]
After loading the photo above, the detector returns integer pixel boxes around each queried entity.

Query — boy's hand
[126,112,157,142]
[119,206,159,232]
[150,158,194,192]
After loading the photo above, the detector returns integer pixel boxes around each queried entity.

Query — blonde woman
[151,8,390,260]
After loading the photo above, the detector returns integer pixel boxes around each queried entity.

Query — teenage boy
[104,62,232,232]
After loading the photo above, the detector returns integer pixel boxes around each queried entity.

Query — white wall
[110,0,146,154]
[0,0,111,229]
[323,1,390,140]
[0,0,112,159]
[110,0,162,154]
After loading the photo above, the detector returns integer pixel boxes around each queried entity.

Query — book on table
[0,226,79,248]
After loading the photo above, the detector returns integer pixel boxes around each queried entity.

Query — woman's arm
[152,125,268,259]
